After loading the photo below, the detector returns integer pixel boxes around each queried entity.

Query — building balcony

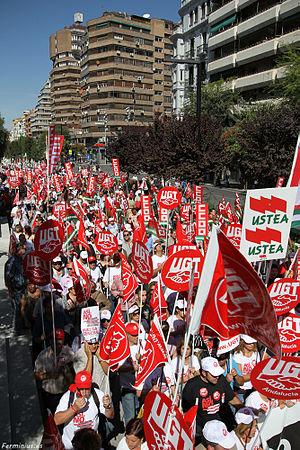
[238,5,280,37]
[238,0,258,7]
[233,68,276,91]
[278,28,300,47]
[208,54,236,74]
[209,1,236,26]
[208,26,237,50]
[280,0,300,19]
[236,38,277,65]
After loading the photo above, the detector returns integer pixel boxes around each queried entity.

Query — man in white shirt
[54,370,113,450]
[151,241,166,282]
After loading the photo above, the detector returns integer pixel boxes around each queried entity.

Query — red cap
[55,329,65,341]
[125,322,139,336]
[88,256,96,263]
[74,370,92,389]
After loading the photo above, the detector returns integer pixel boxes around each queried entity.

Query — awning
[210,14,236,35]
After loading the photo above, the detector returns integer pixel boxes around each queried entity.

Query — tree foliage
[107,115,224,182]
[275,46,300,105]
[183,80,242,126]
[0,115,9,160]
[5,133,46,160]
[221,102,300,188]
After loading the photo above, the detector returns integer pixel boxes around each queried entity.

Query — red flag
[134,316,169,389]
[121,253,138,302]
[40,410,64,449]
[72,257,91,302]
[77,219,89,250]
[190,227,281,359]
[184,403,198,444]
[176,220,192,244]
[133,215,147,245]
[47,127,64,175]
[149,281,167,320]
[99,304,130,369]
[65,162,74,180]
[287,133,300,187]
[13,190,19,205]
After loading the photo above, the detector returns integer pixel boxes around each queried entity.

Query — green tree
[29,132,46,160]
[183,80,242,126]
[275,46,300,105]
[227,102,300,188]
[0,115,9,160]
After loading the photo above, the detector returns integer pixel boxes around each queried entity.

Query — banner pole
[137,284,143,356]
[49,261,57,366]
[166,292,179,344]
[41,296,46,350]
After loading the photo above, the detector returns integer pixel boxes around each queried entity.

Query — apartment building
[80,11,174,145]
[172,0,210,116]
[9,110,34,141]
[207,0,300,99]
[31,79,52,138]
[49,13,86,139]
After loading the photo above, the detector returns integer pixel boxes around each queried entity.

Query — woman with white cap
[234,407,262,450]
[233,335,260,402]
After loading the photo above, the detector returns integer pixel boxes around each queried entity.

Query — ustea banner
[240,187,297,262]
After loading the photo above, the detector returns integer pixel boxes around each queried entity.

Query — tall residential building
[31,79,52,138]
[49,13,86,140]
[172,0,210,116]
[80,11,174,145]
[9,110,34,141]
[207,0,300,99]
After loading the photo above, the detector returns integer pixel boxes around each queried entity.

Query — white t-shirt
[233,351,260,390]
[90,266,102,284]
[103,266,122,290]
[73,345,107,392]
[152,254,166,282]
[117,437,149,450]
[56,388,105,450]
[170,355,200,377]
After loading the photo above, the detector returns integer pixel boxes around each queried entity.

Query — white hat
[53,256,62,263]
[175,299,187,310]
[128,304,139,315]
[65,279,74,290]
[100,310,112,320]
[240,334,257,344]
[201,357,224,377]
[203,420,236,449]
[235,407,257,425]
[108,217,114,222]
[118,239,123,245]
[124,224,132,232]
[80,251,88,259]
[86,230,92,237]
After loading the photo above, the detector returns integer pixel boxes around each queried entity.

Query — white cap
[203,420,236,449]
[53,256,62,263]
[80,251,88,259]
[175,299,187,310]
[100,310,112,320]
[235,407,257,424]
[128,304,139,315]
[240,334,257,344]
[201,357,224,377]
[86,230,92,237]
[124,224,132,232]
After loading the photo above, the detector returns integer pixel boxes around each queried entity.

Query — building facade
[49,14,86,140]
[207,0,300,99]
[9,110,34,142]
[172,0,210,116]
[31,79,52,138]
[80,11,174,145]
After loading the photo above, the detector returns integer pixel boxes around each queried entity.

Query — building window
[194,7,198,23]
[188,66,194,85]
[202,3,206,19]
[189,11,193,26]
[155,36,163,42]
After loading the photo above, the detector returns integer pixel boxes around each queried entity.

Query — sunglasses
[101,318,110,323]
[67,267,73,271]
[124,233,130,236]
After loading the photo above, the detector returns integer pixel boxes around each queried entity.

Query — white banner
[240,187,297,262]
[81,306,100,343]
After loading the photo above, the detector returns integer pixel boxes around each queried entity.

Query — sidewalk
[0,221,43,447]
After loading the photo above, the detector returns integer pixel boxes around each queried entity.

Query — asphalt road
[0,222,43,447]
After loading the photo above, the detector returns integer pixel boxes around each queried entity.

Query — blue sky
[0,0,179,129]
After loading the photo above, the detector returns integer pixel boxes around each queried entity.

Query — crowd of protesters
[2,161,299,450]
